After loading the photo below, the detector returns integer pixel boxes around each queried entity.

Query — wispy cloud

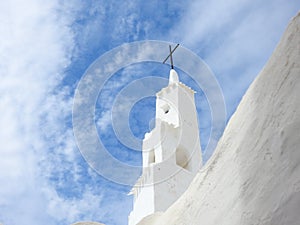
[172,0,300,116]
[163,1,300,160]
[1,0,299,225]
[0,0,108,224]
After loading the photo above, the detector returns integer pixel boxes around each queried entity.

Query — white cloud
[45,186,104,223]
[173,0,249,48]
[0,0,100,224]
[172,0,300,117]
[1,0,298,224]
[97,110,111,131]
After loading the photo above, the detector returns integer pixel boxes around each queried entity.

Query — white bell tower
[128,67,202,225]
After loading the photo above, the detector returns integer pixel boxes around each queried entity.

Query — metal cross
[163,44,180,69]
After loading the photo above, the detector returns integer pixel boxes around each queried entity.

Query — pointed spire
[169,69,179,84]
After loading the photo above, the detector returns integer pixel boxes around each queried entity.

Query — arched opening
[148,149,155,164]
[161,104,170,114]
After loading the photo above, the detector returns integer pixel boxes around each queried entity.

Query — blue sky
[0,1,299,225]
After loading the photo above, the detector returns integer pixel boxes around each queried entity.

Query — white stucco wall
[138,12,300,225]
[129,68,202,225]
[129,184,155,225]
[152,161,195,212]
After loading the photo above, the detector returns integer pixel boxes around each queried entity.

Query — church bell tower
[128,64,202,225]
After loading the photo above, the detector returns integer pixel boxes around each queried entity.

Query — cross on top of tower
[163,43,180,69]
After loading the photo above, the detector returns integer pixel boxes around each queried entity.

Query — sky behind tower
[0,1,299,225]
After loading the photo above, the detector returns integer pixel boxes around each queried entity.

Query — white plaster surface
[169,69,179,84]
[138,11,300,225]
[129,68,202,225]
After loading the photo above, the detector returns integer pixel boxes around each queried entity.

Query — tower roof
[157,69,196,96]
[169,69,179,84]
